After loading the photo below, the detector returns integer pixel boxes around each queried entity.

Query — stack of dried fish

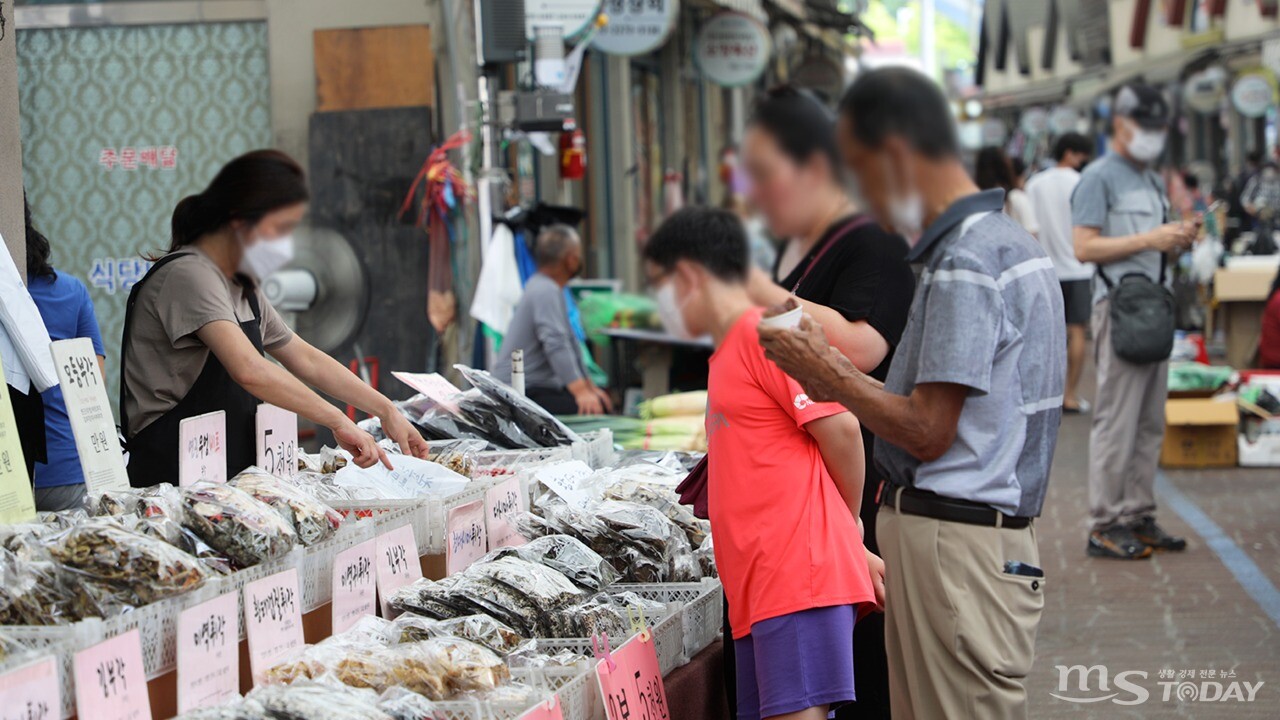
[181,482,298,568]
[230,468,343,546]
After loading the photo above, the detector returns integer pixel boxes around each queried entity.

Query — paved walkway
[1027,373,1278,718]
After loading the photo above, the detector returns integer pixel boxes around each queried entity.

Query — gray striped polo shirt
[874,189,1065,517]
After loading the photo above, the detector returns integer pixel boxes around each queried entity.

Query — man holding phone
[1072,83,1198,560]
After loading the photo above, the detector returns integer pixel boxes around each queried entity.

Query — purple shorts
[733,605,857,720]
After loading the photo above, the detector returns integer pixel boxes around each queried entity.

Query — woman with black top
[740,86,916,719]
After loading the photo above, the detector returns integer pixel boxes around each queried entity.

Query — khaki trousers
[1088,299,1167,530]
[878,505,1044,720]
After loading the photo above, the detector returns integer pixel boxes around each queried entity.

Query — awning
[695,0,768,22]
[980,79,1070,110]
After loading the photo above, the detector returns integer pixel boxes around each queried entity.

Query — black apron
[119,252,263,487]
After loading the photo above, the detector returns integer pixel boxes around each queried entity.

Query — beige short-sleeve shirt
[123,247,293,435]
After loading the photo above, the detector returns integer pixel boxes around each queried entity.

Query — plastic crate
[2,620,104,719]
[473,447,574,479]
[617,579,722,662]
[533,602,684,676]
[220,547,306,642]
[423,481,497,555]
[97,578,228,680]
[300,518,378,612]
[329,499,434,558]
[427,665,600,720]
[571,430,616,469]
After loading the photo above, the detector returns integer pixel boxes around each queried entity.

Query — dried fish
[48,520,208,614]
[250,682,393,720]
[391,613,531,655]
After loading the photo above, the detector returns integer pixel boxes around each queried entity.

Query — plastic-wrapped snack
[376,687,438,720]
[472,557,586,619]
[505,645,589,670]
[38,508,91,530]
[120,513,235,576]
[0,523,57,560]
[171,698,269,720]
[456,366,582,447]
[386,638,509,700]
[567,593,630,639]
[251,681,392,720]
[231,469,343,546]
[343,615,397,647]
[603,480,710,547]
[447,575,544,637]
[392,613,530,655]
[388,576,467,620]
[181,482,298,568]
[468,682,543,706]
[0,548,76,625]
[696,535,716,578]
[424,439,487,478]
[91,488,144,517]
[297,447,350,475]
[511,534,618,591]
[48,520,208,611]
[512,511,557,541]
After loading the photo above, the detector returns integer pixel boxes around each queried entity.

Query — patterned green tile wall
[17,21,272,414]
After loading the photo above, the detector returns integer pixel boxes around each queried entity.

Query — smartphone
[1205,200,1225,214]
[1003,561,1044,578]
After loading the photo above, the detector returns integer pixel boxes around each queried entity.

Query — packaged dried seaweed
[505,645,589,670]
[456,366,581,447]
[391,613,531,655]
[181,482,298,568]
[171,699,269,720]
[508,534,619,591]
[387,576,468,620]
[603,480,711,547]
[250,681,393,720]
[48,520,208,613]
[376,687,438,720]
[231,468,343,546]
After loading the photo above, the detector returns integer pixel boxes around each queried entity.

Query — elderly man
[759,67,1065,719]
[493,225,611,415]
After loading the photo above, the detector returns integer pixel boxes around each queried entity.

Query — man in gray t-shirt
[1071,83,1198,560]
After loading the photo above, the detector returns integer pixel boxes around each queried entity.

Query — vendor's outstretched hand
[333,421,392,470]
[382,411,431,460]
[758,314,857,403]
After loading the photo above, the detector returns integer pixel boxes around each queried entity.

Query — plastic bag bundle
[384,637,509,700]
[456,366,581,447]
[250,681,393,720]
[415,390,541,450]
[566,593,630,639]
[93,484,237,576]
[388,577,469,620]
[471,557,588,628]
[0,547,76,625]
[426,439,487,478]
[181,482,298,568]
[499,534,619,592]
[231,468,343,546]
[376,687,438,720]
[696,535,717,578]
[48,520,208,614]
[505,645,589,670]
[171,699,270,720]
[603,480,710,547]
[391,613,531,655]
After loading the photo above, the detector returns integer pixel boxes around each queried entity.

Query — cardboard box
[1214,266,1277,302]
[1160,399,1239,468]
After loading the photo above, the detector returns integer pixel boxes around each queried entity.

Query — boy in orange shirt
[644,207,883,720]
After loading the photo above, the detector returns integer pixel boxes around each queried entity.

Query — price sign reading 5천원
[255,404,298,478]
[51,338,129,495]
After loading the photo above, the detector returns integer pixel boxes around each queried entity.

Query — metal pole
[921,0,936,80]
[511,349,525,396]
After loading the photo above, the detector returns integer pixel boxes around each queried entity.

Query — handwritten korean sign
[597,633,669,720]
[375,524,423,617]
[176,592,239,712]
[73,630,150,720]
[51,338,129,495]
[446,500,488,575]
[0,656,60,720]
[485,476,528,549]
[255,404,298,478]
[0,354,36,525]
[244,568,304,684]
[332,539,377,633]
[179,410,226,486]
[531,460,593,509]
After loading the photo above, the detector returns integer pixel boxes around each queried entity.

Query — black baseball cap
[1114,83,1170,130]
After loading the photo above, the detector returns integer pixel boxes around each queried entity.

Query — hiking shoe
[1087,526,1154,559]
[1130,516,1188,552]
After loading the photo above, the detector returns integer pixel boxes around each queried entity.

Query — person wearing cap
[1072,83,1197,560]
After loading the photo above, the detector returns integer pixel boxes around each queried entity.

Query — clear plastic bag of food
[48,519,208,613]
[385,638,509,700]
[471,557,586,619]
[376,686,438,720]
[392,613,531,655]
[507,534,619,591]
[171,698,270,720]
[426,439,487,478]
[37,508,91,530]
[297,447,350,475]
[232,468,343,546]
[0,546,78,625]
[264,631,394,689]
[603,480,710,547]
[0,523,57,560]
[565,593,630,639]
[416,394,540,450]
[696,535,717,578]
[181,482,299,568]
[456,366,582,447]
[446,574,545,637]
[505,644,589,670]
[388,576,467,620]
[250,681,392,720]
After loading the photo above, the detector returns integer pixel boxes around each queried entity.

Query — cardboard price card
[485,476,528,549]
[391,371,462,413]
[73,629,151,720]
[0,656,61,720]
[375,524,423,617]
[597,633,669,720]
[255,404,299,478]
[446,500,488,575]
[531,461,593,509]
[0,354,36,526]
[332,539,377,633]
[179,410,227,486]
[51,338,129,495]
[517,695,566,720]
[244,568,304,684]
[176,591,240,713]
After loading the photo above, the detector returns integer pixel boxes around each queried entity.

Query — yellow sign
[0,354,38,524]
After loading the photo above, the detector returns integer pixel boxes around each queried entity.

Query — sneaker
[1130,516,1188,552]
[1087,526,1154,560]
[1063,398,1092,414]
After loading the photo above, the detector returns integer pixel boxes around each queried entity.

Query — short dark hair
[748,85,841,181]
[24,195,55,279]
[533,224,579,267]
[1053,132,1094,161]
[643,207,748,283]
[974,146,1017,192]
[838,67,959,158]
[1248,149,1265,165]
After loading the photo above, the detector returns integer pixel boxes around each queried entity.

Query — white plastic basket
[2,620,104,719]
[533,602,684,676]
[426,665,601,720]
[473,447,574,480]
[616,579,722,662]
[300,518,378,612]
[329,500,434,558]
[219,547,306,641]
[98,578,228,680]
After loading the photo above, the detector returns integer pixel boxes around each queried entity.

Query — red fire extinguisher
[560,122,587,180]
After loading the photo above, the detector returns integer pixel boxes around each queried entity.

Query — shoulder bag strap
[791,215,874,293]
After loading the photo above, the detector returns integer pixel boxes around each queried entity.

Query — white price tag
[179,411,227,486]
[485,476,528,549]
[255,404,298,478]
[376,524,423,617]
[332,539,377,633]
[176,592,239,712]
[243,568,304,685]
[0,656,61,720]
[531,460,593,508]
[51,338,129,494]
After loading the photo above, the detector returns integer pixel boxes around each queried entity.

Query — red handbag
[676,456,709,520]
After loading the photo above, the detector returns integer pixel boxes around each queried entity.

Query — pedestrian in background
[1241,160,1280,254]
[975,146,1039,237]
[24,197,106,511]
[1026,132,1095,413]
[760,66,1065,719]
[1072,83,1195,560]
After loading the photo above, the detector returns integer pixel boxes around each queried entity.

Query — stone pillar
[0,1,25,274]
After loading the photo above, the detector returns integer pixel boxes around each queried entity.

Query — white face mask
[240,233,295,280]
[654,282,692,340]
[1127,123,1167,164]
[883,158,925,242]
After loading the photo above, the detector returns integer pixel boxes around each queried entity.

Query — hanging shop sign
[694,11,772,88]
[790,55,845,105]
[1019,107,1050,137]
[525,0,603,41]
[1231,71,1276,119]
[592,0,678,56]
[1184,67,1228,115]
[1049,106,1081,135]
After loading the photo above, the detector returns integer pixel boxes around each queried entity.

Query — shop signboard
[0,656,61,720]
[51,338,129,495]
[981,118,1009,146]
[244,568,304,685]
[525,0,603,41]
[375,524,423,617]
[446,499,488,575]
[179,410,226,486]
[1019,107,1050,137]
[593,0,678,56]
[694,11,772,88]
[597,632,668,720]
[1231,71,1276,119]
[255,404,298,478]
[332,539,377,633]
[73,629,151,720]
[176,591,239,713]
[0,354,36,525]
[1184,66,1227,115]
